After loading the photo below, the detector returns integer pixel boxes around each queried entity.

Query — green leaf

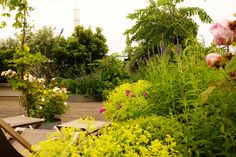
[23,44,30,52]
[0,0,5,5]
[225,55,236,73]
[0,21,7,28]
[200,86,216,103]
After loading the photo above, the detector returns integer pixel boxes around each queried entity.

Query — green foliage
[104,80,152,121]
[58,78,78,94]
[63,25,108,76]
[125,0,212,70]
[30,120,181,157]
[72,55,129,101]
[96,54,128,86]
[75,73,107,100]
[2,69,68,122]
[142,41,226,117]
[1,0,33,29]
[30,127,83,157]
[137,41,236,155]
[0,37,19,82]
[225,55,236,73]
[77,123,180,157]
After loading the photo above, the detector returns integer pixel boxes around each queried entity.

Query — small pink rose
[206,53,223,68]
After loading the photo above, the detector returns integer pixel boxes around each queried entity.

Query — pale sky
[1,0,236,53]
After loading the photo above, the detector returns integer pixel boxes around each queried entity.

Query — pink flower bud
[210,21,235,46]
[99,108,106,113]
[125,90,131,96]
[143,92,148,97]
[206,53,223,68]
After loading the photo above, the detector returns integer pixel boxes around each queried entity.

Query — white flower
[23,74,28,80]
[28,74,36,82]
[53,86,60,92]
[37,78,45,83]
[51,78,56,81]
[1,71,6,76]
[61,88,67,93]
[64,102,68,106]
[47,59,53,63]
[41,98,45,102]
[39,106,43,110]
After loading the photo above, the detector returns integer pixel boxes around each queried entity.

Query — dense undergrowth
[30,39,236,156]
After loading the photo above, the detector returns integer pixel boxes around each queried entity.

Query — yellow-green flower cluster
[104,80,152,121]
[78,123,180,157]
[30,121,181,157]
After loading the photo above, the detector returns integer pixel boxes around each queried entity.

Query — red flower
[99,108,106,113]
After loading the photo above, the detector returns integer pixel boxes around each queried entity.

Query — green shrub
[30,120,181,157]
[96,54,129,86]
[75,73,108,100]
[103,80,152,122]
[2,70,68,122]
[30,127,84,157]
[74,55,129,101]
[142,43,226,117]
[58,78,78,94]
[78,123,181,157]
[139,41,236,156]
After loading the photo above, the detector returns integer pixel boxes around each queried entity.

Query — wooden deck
[0,96,105,123]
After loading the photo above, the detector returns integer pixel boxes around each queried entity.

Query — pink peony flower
[206,53,223,68]
[210,21,235,46]
[99,108,106,113]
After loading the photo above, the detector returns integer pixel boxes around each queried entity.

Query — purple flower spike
[143,92,148,97]
[161,43,165,55]
[99,108,106,113]
[126,90,131,96]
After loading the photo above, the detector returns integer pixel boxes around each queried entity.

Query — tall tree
[61,25,108,77]
[125,0,212,59]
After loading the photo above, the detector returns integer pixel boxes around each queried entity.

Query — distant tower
[73,0,80,27]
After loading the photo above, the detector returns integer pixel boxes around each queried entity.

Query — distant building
[74,0,80,27]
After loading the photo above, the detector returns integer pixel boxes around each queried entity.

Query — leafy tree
[60,25,108,77]
[0,37,19,82]
[27,26,65,81]
[125,0,212,67]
